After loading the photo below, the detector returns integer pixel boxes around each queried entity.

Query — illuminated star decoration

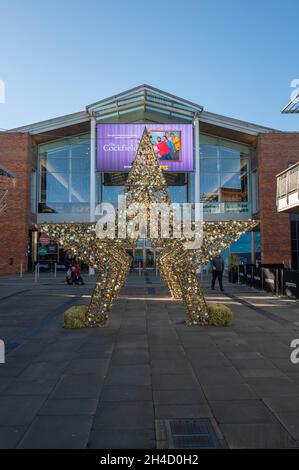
[40,129,257,326]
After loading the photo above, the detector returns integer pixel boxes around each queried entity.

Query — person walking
[72,256,85,285]
[211,254,225,291]
[64,252,74,285]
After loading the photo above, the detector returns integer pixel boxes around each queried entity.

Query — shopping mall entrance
[127,239,158,270]
[126,247,156,270]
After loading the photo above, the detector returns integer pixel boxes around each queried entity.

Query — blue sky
[0,0,298,131]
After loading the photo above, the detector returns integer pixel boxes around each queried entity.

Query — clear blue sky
[0,0,298,131]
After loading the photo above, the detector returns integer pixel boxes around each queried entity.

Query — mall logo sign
[0,340,5,364]
[0,80,5,104]
[291,339,299,365]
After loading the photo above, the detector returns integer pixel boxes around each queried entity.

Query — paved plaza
[0,271,299,449]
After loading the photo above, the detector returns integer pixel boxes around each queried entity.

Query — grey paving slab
[263,396,299,413]
[104,365,151,387]
[229,358,278,370]
[151,373,199,390]
[18,415,93,449]
[51,373,104,399]
[2,378,57,396]
[154,404,213,419]
[149,349,186,360]
[0,378,12,393]
[150,359,193,374]
[220,423,298,449]
[0,426,26,449]
[153,389,206,405]
[0,364,29,378]
[88,428,156,449]
[193,366,245,385]
[65,358,110,374]
[274,412,299,441]
[93,402,154,429]
[203,383,258,401]
[0,396,46,426]
[38,399,98,416]
[100,386,152,402]
[110,348,150,365]
[247,377,299,397]
[18,361,70,380]
[209,400,279,424]
[239,369,286,378]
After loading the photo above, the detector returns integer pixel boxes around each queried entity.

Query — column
[90,116,96,222]
[194,116,200,203]
[251,230,255,264]
[89,117,96,276]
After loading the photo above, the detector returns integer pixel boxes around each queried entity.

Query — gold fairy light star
[39,129,258,327]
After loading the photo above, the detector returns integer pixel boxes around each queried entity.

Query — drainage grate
[165,419,221,449]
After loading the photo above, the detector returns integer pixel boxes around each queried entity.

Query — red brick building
[0,133,36,275]
[0,85,298,274]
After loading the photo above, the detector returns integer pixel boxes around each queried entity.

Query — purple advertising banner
[97,124,193,172]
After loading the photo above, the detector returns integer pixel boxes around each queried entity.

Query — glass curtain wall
[101,172,188,206]
[38,134,90,214]
[200,134,250,214]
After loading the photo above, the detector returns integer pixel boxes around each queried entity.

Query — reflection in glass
[200,134,250,210]
[200,173,219,202]
[39,134,90,214]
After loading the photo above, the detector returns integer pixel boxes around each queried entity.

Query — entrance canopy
[86,84,203,122]
[282,92,299,113]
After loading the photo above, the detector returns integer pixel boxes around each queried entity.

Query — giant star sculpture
[40,130,257,326]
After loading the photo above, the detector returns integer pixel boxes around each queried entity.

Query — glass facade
[101,172,189,206]
[38,134,90,214]
[36,130,253,222]
[199,134,250,214]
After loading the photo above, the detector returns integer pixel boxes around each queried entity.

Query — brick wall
[256,132,299,265]
[0,132,35,275]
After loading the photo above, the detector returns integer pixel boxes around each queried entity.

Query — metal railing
[276,162,299,205]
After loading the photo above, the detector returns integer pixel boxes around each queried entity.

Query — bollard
[20,264,23,278]
[139,261,141,277]
[237,265,240,284]
[34,264,38,283]
[156,264,158,277]
[54,262,57,278]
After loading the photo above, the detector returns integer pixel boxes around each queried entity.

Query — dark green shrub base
[208,303,233,327]
[64,306,88,329]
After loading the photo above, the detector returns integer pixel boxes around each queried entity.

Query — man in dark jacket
[211,254,224,291]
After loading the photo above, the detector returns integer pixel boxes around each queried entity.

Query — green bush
[64,305,88,329]
[208,303,233,327]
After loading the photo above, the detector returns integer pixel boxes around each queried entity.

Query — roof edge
[9,110,90,135]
